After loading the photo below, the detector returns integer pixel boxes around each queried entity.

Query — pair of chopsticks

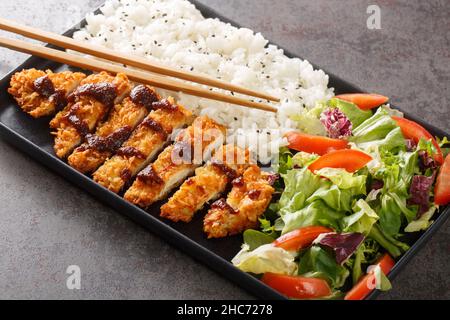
[0,18,278,113]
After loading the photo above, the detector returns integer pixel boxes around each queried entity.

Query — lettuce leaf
[281,200,345,234]
[243,229,275,251]
[278,168,325,216]
[315,167,367,192]
[291,102,328,135]
[328,98,373,127]
[343,199,379,235]
[298,246,350,289]
[350,107,400,144]
[314,232,365,265]
[307,185,355,212]
[231,243,297,275]
[405,205,438,232]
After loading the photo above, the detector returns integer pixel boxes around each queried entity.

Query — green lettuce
[281,200,345,234]
[231,243,298,275]
[243,229,275,251]
[278,168,325,216]
[405,205,438,232]
[291,102,328,135]
[350,107,400,144]
[343,199,379,235]
[298,246,350,289]
[328,98,373,127]
[315,168,367,192]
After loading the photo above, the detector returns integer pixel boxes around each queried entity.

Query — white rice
[73,0,334,163]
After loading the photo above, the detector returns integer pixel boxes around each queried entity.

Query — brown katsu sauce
[130,85,158,109]
[64,104,89,137]
[211,161,237,181]
[231,176,244,187]
[247,190,261,200]
[70,82,117,108]
[140,118,167,139]
[120,168,132,182]
[137,165,163,185]
[116,146,146,159]
[83,126,132,153]
[33,75,54,97]
[211,198,238,214]
[49,89,67,111]
[152,99,177,111]
[33,75,67,110]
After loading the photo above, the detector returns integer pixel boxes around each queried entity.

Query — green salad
[232,94,449,300]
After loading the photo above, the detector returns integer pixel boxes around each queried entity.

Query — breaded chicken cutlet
[124,115,226,208]
[93,97,193,193]
[49,72,132,158]
[160,144,252,223]
[8,68,86,118]
[68,85,159,173]
[203,165,275,238]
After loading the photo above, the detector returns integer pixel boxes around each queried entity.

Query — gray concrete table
[0,0,448,299]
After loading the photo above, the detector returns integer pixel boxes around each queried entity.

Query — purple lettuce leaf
[320,108,352,139]
[418,150,438,172]
[405,139,417,152]
[407,173,436,216]
[316,232,365,264]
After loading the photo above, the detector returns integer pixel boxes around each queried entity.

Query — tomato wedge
[308,149,372,173]
[335,93,389,110]
[285,131,348,155]
[262,273,332,299]
[273,226,333,251]
[344,253,395,300]
[392,116,443,164]
[435,154,450,205]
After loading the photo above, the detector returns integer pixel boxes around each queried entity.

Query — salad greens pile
[232,97,448,299]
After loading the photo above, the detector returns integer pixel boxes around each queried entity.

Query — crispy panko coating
[8,68,85,118]
[49,72,132,158]
[160,144,252,222]
[93,97,193,193]
[124,116,226,208]
[203,165,275,238]
[67,85,159,173]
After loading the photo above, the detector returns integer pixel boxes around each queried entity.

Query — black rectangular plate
[0,1,448,300]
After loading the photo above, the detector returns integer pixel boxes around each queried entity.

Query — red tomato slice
[435,154,450,205]
[392,116,443,164]
[335,93,389,110]
[344,254,395,300]
[285,131,348,156]
[308,149,372,173]
[273,226,333,251]
[262,273,332,299]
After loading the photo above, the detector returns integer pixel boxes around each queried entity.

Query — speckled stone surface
[0,0,448,300]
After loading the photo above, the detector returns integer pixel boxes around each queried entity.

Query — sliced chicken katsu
[67,85,159,173]
[160,144,252,222]
[124,116,226,208]
[203,165,275,238]
[49,72,132,158]
[8,68,86,118]
[93,97,193,193]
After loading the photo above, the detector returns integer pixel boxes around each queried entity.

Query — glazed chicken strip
[160,144,252,223]
[67,85,159,173]
[203,165,275,238]
[8,68,86,118]
[124,116,226,208]
[93,97,193,193]
[49,72,132,158]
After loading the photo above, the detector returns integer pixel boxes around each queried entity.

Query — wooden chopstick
[0,18,280,103]
[0,37,278,113]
